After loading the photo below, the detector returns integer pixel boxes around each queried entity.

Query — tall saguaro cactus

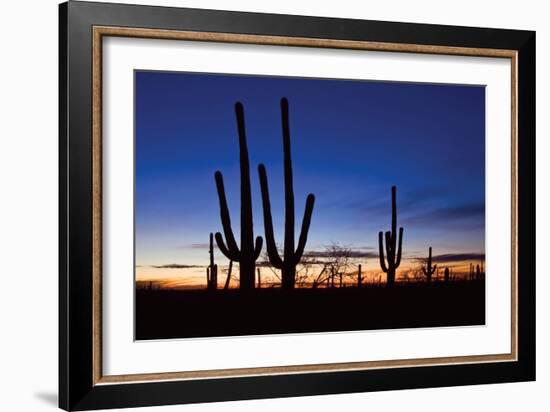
[258,98,316,290]
[378,186,404,287]
[422,247,437,283]
[206,232,218,290]
[444,267,450,283]
[214,102,263,290]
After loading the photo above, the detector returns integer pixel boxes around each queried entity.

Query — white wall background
[0,0,546,411]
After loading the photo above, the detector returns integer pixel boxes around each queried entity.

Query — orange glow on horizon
[136,258,485,290]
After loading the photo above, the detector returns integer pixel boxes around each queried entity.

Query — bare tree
[312,264,330,288]
[322,243,354,288]
[295,254,318,288]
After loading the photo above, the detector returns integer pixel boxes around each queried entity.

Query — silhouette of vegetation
[135,98,487,339]
[378,186,404,287]
[258,98,316,290]
[324,244,356,288]
[206,233,218,291]
[421,246,437,283]
[214,102,263,290]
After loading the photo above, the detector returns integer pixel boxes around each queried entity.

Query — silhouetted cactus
[422,247,437,283]
[476,264,481,281]
[257,268,262,288]
[378,186,404,287]
[214,102,263,290]
[444,267,450,283]
[258,98,315,290]
[206,233,218,290]
[357,264,362,288]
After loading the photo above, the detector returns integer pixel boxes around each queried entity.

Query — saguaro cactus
[214,102,263,290]
[206,232,218,290]
[357,264,363,288]
[378,186,404,287]
[444,267,450,283]
[422,247,437,283]
[258,98,315,290]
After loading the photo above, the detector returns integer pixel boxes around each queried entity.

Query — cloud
[178,243,218,250]
[303,250,378,259]
[342,185,452,217]
[152,264,204,269]
[355,245,376,251]
[411,253,485,263]
[402,202,484,228]
[258,259,327,266]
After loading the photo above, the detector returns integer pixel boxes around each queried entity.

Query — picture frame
[59,1,535,410]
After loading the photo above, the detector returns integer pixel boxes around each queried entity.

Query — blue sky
[135,70,485,267]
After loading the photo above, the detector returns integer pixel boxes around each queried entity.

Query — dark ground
[135,280,485,340]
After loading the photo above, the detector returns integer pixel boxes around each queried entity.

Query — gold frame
[92,26,518,386]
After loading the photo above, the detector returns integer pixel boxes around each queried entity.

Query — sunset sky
[135,71,485,287]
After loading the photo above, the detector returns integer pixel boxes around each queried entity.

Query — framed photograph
[59,1,535,410]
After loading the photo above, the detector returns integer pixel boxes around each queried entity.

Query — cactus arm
[253,236,263,260]
[258,164,284,269]
[422,266,427,276]
[378,231,388,273]
[280,97,296,262]
[214,232,240,262]
[234,102,256,257]
[293,194,315,264]
[223,260,233,290]
[432,264,437,275]
[265,243,283,269]
[214,171,239,253]
[395,227,404,268]
[391,186,397,245]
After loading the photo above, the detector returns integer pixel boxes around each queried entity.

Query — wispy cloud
[402,202,484,228]
[179,243,218,250]
[340,185,452,217]
[408,253,485,263]
[303,250,378,259]
[355,245,376,251]
[431,253,485,263]
[152,264,204,269]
